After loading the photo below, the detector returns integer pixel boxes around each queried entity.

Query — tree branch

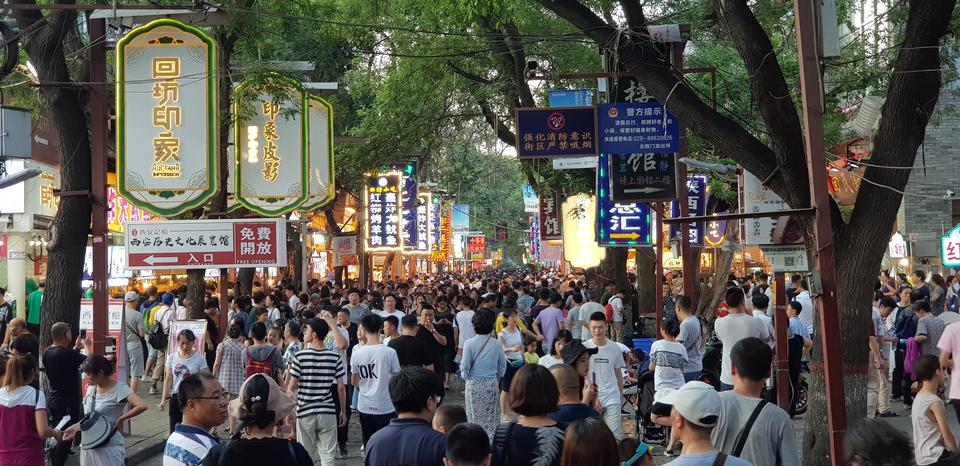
[538,0,797,207]
[711,0,808,204]
[446,61,492,85]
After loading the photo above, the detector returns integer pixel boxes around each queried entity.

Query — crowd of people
[0,268,957,466]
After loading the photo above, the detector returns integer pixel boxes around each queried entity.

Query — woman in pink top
[0,353,62,466]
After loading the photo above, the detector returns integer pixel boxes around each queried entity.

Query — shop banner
[364,173,403,251]
[669,175,709,246]
[235,75,309,216]
[741,171,803,245]
[331,235,357,255]
[300,96,335,211]
[167,320,208,355]
[943,225,960,267]
[522,185,539,213]
[126,218,286,269]
[117,19,217,217]
[704,218,728,247]
[596,153,653,246]
[466,235,486,254]
[548,89,593,107]
[598,102,680,154]
[539,190,562,240]
[412,193,431,254]
[430,204,452,262]
[515,107,598,158]
[530,215,542,262]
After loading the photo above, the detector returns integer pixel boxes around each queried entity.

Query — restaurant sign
[116,19,217,216]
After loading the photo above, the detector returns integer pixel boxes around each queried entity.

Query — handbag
[124,318,148,363]
[80,389,116,450]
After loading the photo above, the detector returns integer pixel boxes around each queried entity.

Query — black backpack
[147,309,169,350]
[752,284,769,298]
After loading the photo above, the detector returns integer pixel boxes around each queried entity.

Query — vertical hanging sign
[235,75,310,216]
[539,190,562,240]
[364,173,403,251]
[669,175,709,246]
[596,153,653,246]
[431,203,452,262]
[413,192,432,254]
[300,96,335,211]
[117,19,217,217]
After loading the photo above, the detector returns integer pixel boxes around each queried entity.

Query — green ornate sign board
[116,19,217,217]
[300,96,335,212]
[234,75,310,217]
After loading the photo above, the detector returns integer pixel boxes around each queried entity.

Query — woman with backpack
[159,329,209,433]
[0,353,62,466]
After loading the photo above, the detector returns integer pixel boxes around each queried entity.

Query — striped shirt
[215,339,246,395]
[163,424,218,466]
[289,347,345,417]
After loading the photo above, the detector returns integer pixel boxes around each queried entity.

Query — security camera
[947,190,955,198]
[527,60,539,71]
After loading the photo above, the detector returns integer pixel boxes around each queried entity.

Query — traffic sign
[762,245,810,273]
[125,218,287,270]
[608,153,679,202]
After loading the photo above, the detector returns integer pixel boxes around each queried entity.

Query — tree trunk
[12,5,93,347]
[695,248,734,321]
[237,268,255,296]
[185,270,205,319]
[636,247,656,314]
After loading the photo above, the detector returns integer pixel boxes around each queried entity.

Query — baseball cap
[658,381,721,428]
[560,340,598,366]
[124,291,139,302]
[161,292,175,306]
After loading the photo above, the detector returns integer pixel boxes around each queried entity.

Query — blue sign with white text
[549,89,594,107]
[598,102,680,154]
[670,175,709,246]
[597,152,652,247]
[516,107,598,158]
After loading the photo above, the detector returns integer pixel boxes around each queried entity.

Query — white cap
[124,291,139,302]
[658,381,722,428]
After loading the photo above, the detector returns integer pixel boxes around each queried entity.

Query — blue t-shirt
[365,418,446,466]
[664,452,752,466]
[788,317,809,340]
[549,403,599,424]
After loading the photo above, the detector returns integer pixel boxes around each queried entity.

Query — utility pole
[89,17,109,355]
[793,0,847,464]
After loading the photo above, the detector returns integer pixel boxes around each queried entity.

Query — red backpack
[604,303,615,322]
[245,347,277,378]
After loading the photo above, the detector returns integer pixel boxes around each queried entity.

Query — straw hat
[228,374,296,426]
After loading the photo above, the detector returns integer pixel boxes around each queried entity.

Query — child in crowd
[523,335,541,365]
[648,319,687,455]
[433,404,468,435]
[911,354,960,466]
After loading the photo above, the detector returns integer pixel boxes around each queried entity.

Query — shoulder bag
[731,399,768,457]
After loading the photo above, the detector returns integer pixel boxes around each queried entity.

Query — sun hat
[229,373,296,427]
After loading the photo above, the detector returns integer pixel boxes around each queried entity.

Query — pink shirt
[938,322,960,399]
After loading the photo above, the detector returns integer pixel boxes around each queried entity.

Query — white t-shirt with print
[583,338,626,408]
[453,310,477,349]
[649,339,688,392]
[350,344,401,415]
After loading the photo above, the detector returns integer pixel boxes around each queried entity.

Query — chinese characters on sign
[609,153,678,202]
[530,215,541,262]
[151,57,182,178]
[431,203,452,262]
[260,100,281,182]
[515,107,598,158]
[670,175,709,246]
[117,19,217,217]
[942,225,960,267]
[235,76,310,216]
[365,173,403,251]
[466,235,486,254]
[548,89,593,107]
[539,190,562,240]
[413,193,431,253]
[125,219,286,269]
[39,172,57,212]
[108,187,152,233]
[596,153,652,246]
[740,171,802,245]
[704,218,727,247]
[598,103,680,154]
[889,233,908,259]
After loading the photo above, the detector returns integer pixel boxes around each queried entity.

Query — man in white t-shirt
[794,279,814,335]
[607,289,626,343]
[351,314,401,447]
[579,296,605,336]
[453,296,477,361]
[750,294,776,350]
[714,287,769,390]
[374,294,406,322]
[583,310,625,439]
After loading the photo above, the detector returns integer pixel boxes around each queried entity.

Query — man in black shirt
[0,288,12,345]
[415,305,448,396]
[389,315,434,370]
[42,322,86,466]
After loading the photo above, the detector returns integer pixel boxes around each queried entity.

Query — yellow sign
[151,57,183,178]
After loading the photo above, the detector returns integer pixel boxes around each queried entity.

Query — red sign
[125,218,287,270]
[495,225,507,242]
[466,235,486,254]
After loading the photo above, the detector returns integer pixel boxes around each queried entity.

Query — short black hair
[788,301,802,314]
[359,314,383,334]
[389,367,442,414]
[589,311,606,322]
[571,293,583,304]
[400,314,419,329]
[915,354,940,382]
[177,329,197,343]
[662,318,680,338]
[303,318,330,341]
[445,423,490,465]
[752,293,770,310]
[844,418,914,466]
[227,324,242,339]
[880,296,897,310]
[81,354,115,377]
[383,315,399,329]
[730,337,772,381]
[676,295,692,313]
[915,300,932,314]
[471,310,496,335]
[724,287,745,308]
[435,404,467,433]
[501,308,518,319]
[913,270,926,281]
[250,321,268,341]
[178,372,218,410]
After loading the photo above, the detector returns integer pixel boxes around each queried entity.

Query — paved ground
[69,381,950,465]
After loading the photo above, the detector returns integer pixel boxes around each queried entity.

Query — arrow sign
[610,232,641,239]
[624,187,664,194]
[143,255,178,265]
